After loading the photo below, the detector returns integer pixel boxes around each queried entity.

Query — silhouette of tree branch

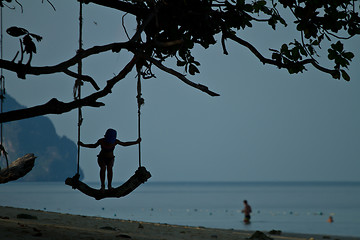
[146,56,220,97]
[224,32,338,78]
[80,0,148,17]
[63,69,100,91]
[0,41,135,79]
[0,55,138,123]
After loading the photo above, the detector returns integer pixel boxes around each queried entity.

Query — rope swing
[65,3,151,199]
[136,68,144,168]
[0,6,36,183]
[0,3,8,170]
[72,0,84,182]
[65,75,151,199]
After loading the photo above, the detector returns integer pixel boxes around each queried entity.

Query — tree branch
[0,154,36,184]
[146,56,220,97]
[0,41,135,79]
[80,0,148,17]
[224,32,338,77]
[63,69,100,91]
[0,55,138,123]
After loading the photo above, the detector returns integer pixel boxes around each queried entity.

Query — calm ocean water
[0,181,359,237]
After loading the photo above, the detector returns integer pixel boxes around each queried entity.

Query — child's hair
[105,128,117,144]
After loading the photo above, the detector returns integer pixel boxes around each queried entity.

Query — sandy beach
[0,206,358,240]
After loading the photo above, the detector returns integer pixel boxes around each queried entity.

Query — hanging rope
[73,1,84,177]
[66,65,152,197]
[136,68,144,167]
[0,5,9,170]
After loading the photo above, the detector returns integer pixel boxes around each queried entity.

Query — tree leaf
[343,52,354,60]
[328,49,337,60]
[177,60,186,67]
[23,35,37,54]
[6,26,28,37]
[29,33,43,42]
[188,64,200,75]
[193,60,200,66]
[341,70,350,81]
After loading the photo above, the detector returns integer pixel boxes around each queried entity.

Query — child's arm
[78,139,101,148]
[116,138,141,146]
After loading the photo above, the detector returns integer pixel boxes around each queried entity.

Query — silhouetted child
[79,128,141,191]
[242,200,252,223]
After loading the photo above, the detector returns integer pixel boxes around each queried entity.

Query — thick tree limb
[146,57,220,97]
[0,41,135,79]
[80,0,148,17]
[0,97,103,123]
[0,153,36,184]
[0,56,138,123]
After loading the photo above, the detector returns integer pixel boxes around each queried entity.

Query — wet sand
[0,206,357,240]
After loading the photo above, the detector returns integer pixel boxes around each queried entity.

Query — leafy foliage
[126,0,359,81]
[2,0,359,80]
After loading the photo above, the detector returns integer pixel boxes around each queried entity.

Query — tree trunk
[0,153,36,184]
[65,166,151,200]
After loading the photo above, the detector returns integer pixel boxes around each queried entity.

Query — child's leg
[107,166,113,189]
[98,158,106,190]
[107,159,115,189]
[99,166,106,190]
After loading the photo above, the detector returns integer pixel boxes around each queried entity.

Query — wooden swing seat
[0,153,36,184]
[65,166,151,200]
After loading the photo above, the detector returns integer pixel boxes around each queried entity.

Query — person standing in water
[79,128,141,191]
[242,200,252,223]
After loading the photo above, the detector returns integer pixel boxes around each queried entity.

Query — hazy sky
[2,0,360,182]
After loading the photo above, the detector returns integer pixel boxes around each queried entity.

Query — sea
[0,181,359,238]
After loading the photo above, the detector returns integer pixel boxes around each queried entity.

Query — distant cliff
[1,95,84,181]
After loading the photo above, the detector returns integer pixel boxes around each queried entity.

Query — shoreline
[0,206,358,240]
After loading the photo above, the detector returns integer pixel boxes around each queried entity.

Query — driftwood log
[0,153,36,184]
[65,166,151,200]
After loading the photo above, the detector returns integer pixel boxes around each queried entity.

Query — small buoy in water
[327,216,334,223]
